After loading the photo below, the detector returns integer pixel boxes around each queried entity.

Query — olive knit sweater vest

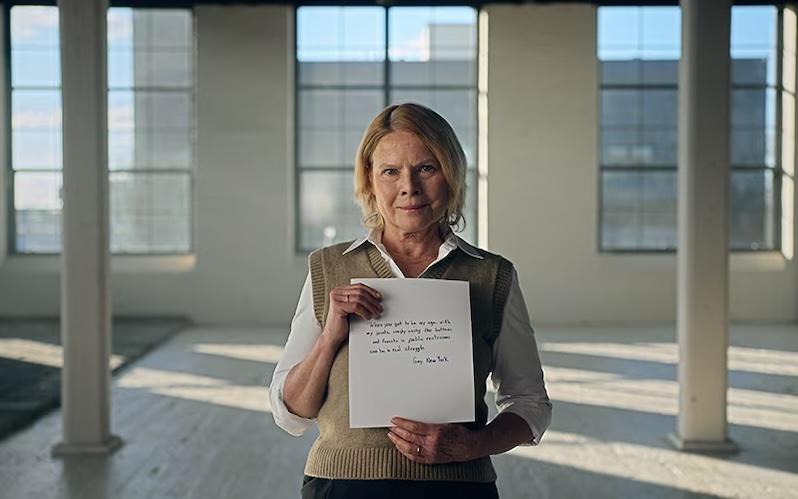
[304,240,513,482]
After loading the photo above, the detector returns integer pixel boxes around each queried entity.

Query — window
[598,6,782,251]
[8,5,194,254]
[296,6,478,252]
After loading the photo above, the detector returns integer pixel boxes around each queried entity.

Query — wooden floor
[0,324,796,498]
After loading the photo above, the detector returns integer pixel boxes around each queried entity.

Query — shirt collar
[342,228,483,260]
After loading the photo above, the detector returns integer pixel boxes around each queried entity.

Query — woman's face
[370,130,449,237]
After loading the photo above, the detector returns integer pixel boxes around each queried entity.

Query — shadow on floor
[0,317,189,443]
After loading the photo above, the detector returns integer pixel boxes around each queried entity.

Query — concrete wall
[0,4,794,325]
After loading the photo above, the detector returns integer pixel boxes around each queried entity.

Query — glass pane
[641,171,676,216]
[598,7,680,61]
[602,171,642,213]
[299,61,383,87]
[14,171,63,253]
[300,129,343,168]
[108,91,192,170]
[297,7,385,86]
[598,7,642,60]
[151,130,192,169]
[133,50,192,88]
[12,89,61,130]
[110,172,191,253]
[129,91,192,130]
[730,169,776,250]
[14,171,62,210]
[13,130,62,170]
[640,130,677,166]
[133,10,193,49]
[732,56,771,86]
[601,170,676,250]
[601,128,642,166]
[642,60,678,85]
[600,60,641,86]
[389,7,477,86]
[299,89,383,168]
[642,89,677,127]
[601,212,642,250]
[11,6,60,88]
[640,211,676,249]
[640,7,681,59]
[732,88,770,128]
[731,6,777,86]
[731,88,775,167]
[731,129,774,168]
[299,171,364,251]
[16,210,61,253]
[108,9,193,89]
[601,89,640,127]
[389,89,476,167]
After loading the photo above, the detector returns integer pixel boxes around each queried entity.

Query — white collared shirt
[269,230,552,445]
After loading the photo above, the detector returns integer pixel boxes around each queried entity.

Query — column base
[52,435,124,457]
[667,433,738,454]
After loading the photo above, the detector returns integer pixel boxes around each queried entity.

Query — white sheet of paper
[348,278,475,428]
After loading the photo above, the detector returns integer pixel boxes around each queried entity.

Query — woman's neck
[381,225,443,262]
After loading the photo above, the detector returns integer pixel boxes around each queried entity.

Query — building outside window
[598,6,783,252]
[296,6,477,252]
[8,5,194,254]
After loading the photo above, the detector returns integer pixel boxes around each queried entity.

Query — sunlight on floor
[0,338,126,369]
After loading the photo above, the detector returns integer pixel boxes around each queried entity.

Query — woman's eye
[420,164,437,173]
[382,168,398,176]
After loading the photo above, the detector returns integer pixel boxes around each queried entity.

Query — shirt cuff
[496,399,553,446]
[268,371,315,437]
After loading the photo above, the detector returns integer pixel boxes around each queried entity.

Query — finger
[352,283,382,301]
[331,292,381,319]
[352,303,378,321]
[389,426,423,446]
[390,417,431,435]
[387,432,430,464]
[348,290,383,314]
[335,289,382,314]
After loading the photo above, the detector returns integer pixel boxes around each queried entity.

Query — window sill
[598,250,790,272]
[0,254,197,274]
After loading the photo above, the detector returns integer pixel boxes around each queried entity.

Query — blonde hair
[353,103,467,231]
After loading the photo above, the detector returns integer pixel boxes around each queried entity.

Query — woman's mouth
[398,204,428,212]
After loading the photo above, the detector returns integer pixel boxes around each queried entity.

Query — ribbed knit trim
[304,445,497,482]
[491,258,514,343]
[309,248,328,326]
[365,244,395,279]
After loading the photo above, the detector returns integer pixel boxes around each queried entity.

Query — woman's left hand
[387,416,481,464]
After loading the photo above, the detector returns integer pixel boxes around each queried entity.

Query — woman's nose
[400,171,421,196]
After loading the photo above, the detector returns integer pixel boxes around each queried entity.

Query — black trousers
[300,475,500,499]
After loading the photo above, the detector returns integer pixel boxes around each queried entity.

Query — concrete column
[52,0,122,456]
[669,0,737,453]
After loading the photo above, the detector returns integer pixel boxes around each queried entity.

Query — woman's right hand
[322,284,383,345]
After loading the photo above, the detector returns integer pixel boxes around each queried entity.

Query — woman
[270,103,551,498]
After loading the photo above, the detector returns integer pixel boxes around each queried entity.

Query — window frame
[293,4,480,254]
[4,2,198,256]
[596,4,785,254]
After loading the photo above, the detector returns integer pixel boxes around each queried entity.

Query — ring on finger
[416,445,422,456]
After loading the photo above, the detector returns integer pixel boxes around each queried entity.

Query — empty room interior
[0,0,796,498]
